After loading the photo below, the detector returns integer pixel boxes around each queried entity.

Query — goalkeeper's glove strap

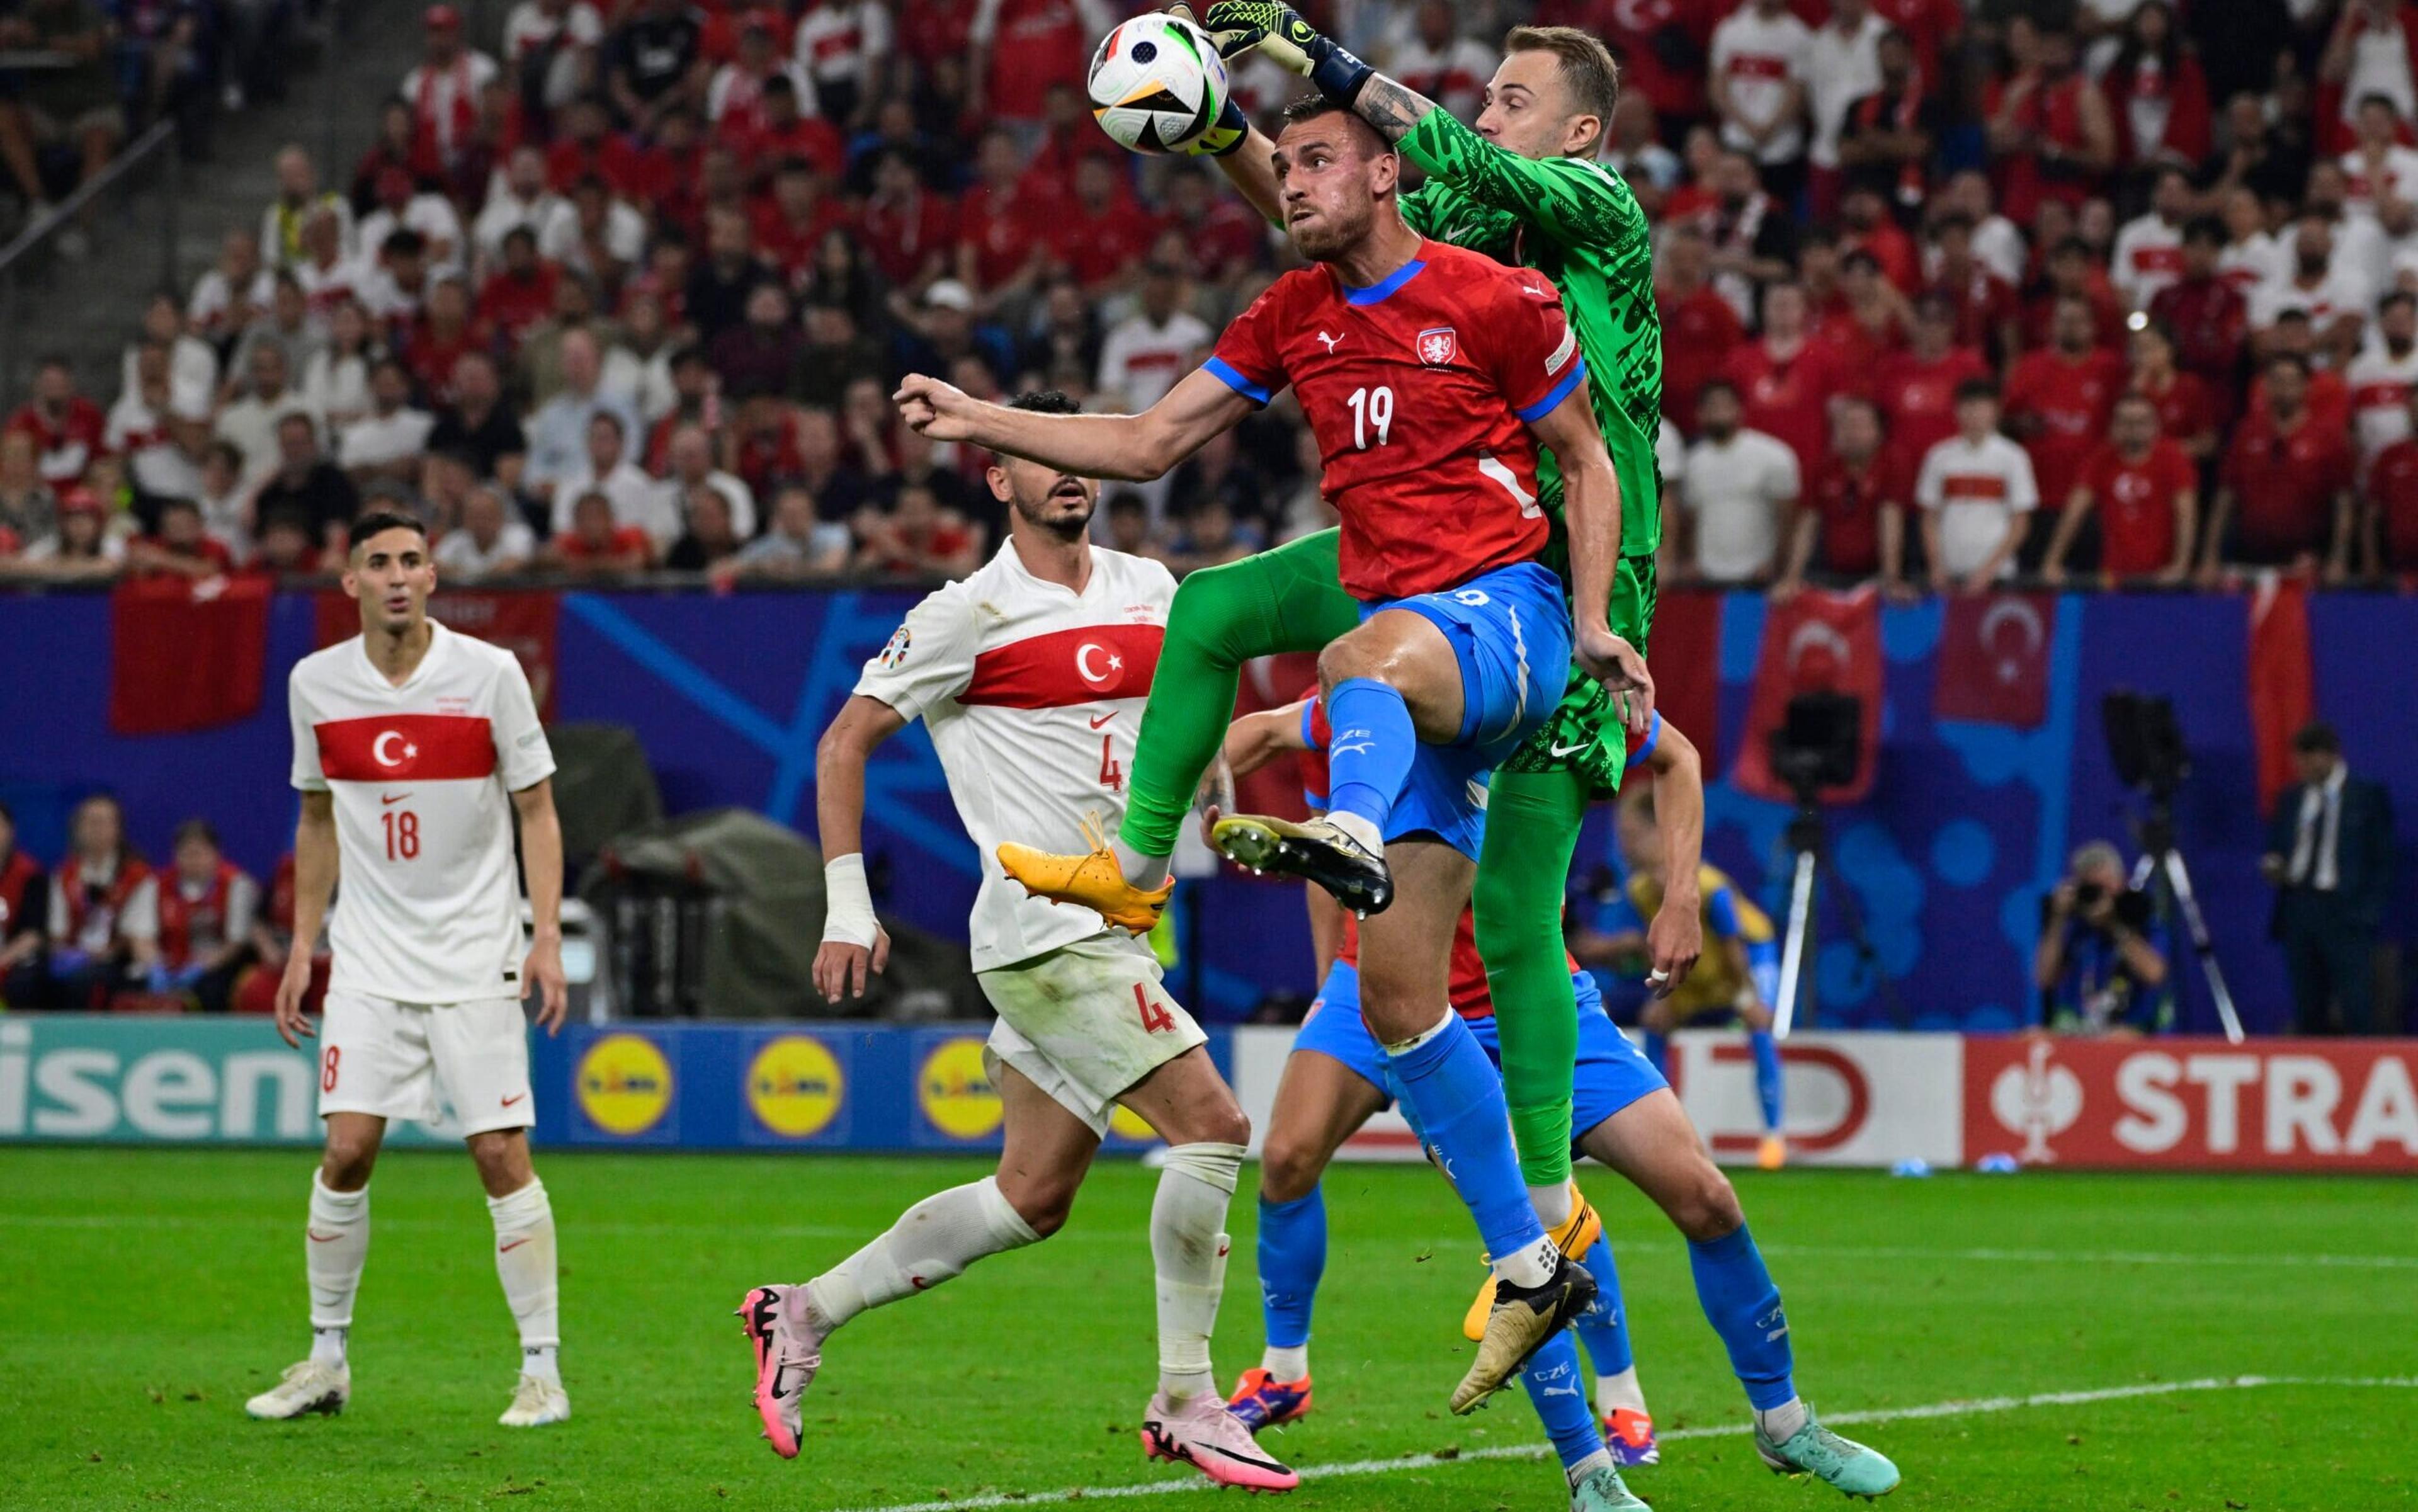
[1307,40,1374,107]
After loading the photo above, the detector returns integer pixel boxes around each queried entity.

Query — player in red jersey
[246,510,572,1430]
[895,96,1648,1414]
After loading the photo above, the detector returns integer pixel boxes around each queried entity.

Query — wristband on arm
[822,852,879,947]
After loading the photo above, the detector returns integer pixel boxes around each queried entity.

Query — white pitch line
[1757,1243,2418,1272]
[827,1375,2418,1512]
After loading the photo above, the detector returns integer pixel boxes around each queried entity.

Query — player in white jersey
[244,511,573,1430]
[737,393,1295,1494]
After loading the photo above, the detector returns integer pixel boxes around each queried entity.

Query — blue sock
[1389,1015,1547,1260]
[1749,1030,1784,1134]
[1322,676,1419,836]
[1688,1224,1796,1411]
[1643,1031,1669,1081]
[1256,1188,1325,1352]
[1518,1332,1604,1471]
[1569,1232,1633,1378]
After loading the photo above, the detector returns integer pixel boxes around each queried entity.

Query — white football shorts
[977,931,1206,1135]
[315,990,535,1136]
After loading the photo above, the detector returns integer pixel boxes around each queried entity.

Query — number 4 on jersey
[1098,734,1124,793]
[1133,982,1174,1035]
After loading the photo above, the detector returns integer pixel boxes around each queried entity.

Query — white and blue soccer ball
[1087,13,1230,155]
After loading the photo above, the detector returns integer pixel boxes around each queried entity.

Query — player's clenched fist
[894,374,978,443]
[1575,625,1655,733]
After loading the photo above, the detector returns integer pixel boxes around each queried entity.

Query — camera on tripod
[1770,691,1863,807]
[2096,688,2244,1041]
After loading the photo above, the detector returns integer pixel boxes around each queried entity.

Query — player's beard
[1014,481,1095,542]
[1290,198,1374,264]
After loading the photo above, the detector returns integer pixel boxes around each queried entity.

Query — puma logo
[1316,331,1344,353]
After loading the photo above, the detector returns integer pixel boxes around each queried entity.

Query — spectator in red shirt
[968,0,1098,126]
[2364,387,2418,574]
[1987,25,2115,224]
[1776,395,1912,596]
[1837,27,1943,217]
[2145,215,2250,411]
[543,94,643,197]
[738,73,844,183]
[477,227,562,346]
[2006,293,2129,542]
[1824,247,1910,374]
[753,157,849,284]
[547,487,657,574]
[1838,186,1919,292]
[6,355,108,484]
[127,497,237,579]
[1656,222,1745,435]
[2247,310,2356,439]
[856,147,955,294]
[1723,280,1844,471]
[2044,392,2199,585]
[1875,294,1993,476]
[1161,164,1264,290]
[2206,353,2358,583]
[2020,235,2128,355]
[2103,1,2213,171]
[1050,156,1164,295]
[954,125,1058,303]
[1924,212,2021,363]
[2126,319,2220,465]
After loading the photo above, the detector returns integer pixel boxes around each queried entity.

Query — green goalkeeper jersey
[1399,108,1664,560]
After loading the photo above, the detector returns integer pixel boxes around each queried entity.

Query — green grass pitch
[4,1147,2412,1510]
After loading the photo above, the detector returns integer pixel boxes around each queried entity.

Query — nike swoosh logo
[1549,741,1592,758]
[500,1093,527,1107]
[1089,712,1115,729]
[380,791,412,805]
[498,1237,531,1253]
[307,1230,341,1243]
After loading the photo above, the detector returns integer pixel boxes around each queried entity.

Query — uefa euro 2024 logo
[1989,1038,2083,1162]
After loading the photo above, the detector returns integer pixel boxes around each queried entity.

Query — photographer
[2036,841,2173,1035]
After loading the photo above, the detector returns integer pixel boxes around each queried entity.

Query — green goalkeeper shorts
[1497,551,1658,797]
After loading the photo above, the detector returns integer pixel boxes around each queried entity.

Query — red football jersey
[1208,239,1579,601]
[2077,438,2193,576]
[2368,438,2418,569]
[1297,690,1611,1019]
[2006,348,2126,509]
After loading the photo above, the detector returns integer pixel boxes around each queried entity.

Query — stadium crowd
[6,0,2418,589]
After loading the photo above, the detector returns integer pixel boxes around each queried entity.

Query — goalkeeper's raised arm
[1193,5,1633,249]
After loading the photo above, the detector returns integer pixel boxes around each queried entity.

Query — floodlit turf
[4,1147,2414,1511]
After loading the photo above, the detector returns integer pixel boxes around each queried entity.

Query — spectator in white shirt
[434,482,536,580]
[1916,379,2040,589]
[548,409,677,544]
[1803,0,1886,211]
[400,5,501,174]
[108,344,208,504]
[300,298,375,428]
[357,168,466,278]
[1941,169,2028,287]
[2111,166,2194,311]
[525,328,644,510]
[122,292,218,419]
[338,358,438,485]
[1710,0,1814,204]
[474,147,568,268]
[792,0,892,128]
[1677,378,1803,583]
[2321,0,2418,144]
[2340,93,2418,222]
[1381,1,1494,123]
[2347,288,2418,465]
[503,0,603,113]
[215,343,323,491]
[2252,213,2373,363]
[189,229,275,346]
[651,422,757,538]
[1095,260,1212,414]
[291,205,370,314]
[2218,184,2290,294]
[708,13,819,132]
[538,175,650,286]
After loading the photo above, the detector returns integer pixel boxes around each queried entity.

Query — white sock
[1261,1343,1309,1380]
[1530,1181,1572,1230]
[806,1176,1039,1330]
[521,1343,561,1386]
[1111,836,1171,891]
[306,1174,370,1361]
[1382,1008,1458,1055]
[1564,1447,1613,1489]
[1151,1141,1244,1403]
[1756,1397,1810,1443]
[1495,1233,1560,1290]
[487,1178,560,1373]
[1326,810,1383,856]
[1596,1365,1646,1415]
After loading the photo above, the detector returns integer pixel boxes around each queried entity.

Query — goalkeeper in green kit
[1001,14,1899,1495]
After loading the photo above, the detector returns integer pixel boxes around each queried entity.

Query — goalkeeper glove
[1200,1,1374,106]
[1177,94,1251,158]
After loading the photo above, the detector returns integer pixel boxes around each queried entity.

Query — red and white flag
[1732,586,1883,804]
[1934,591,2055,727]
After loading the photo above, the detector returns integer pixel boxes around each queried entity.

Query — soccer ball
[1087,13,1230,155]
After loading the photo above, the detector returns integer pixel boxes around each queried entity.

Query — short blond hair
[1502,25,1621,151]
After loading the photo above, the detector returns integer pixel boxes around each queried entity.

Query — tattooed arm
[1350,73,1438,145]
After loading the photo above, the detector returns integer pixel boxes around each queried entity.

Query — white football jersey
[853,540,1176,973]
[2346,341,2418,463]
[289,620,556,1004]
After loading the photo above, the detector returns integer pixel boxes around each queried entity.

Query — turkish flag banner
[1962,1035,2418,1171]
[2247,572,2315,814]
[315,588,561,720]
[1732,587,1883,804]
[1645,588,1722,765]
[109,575,273,735]
[1934,591,2055,727]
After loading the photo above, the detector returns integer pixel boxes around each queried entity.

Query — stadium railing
[0,117,183,395]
